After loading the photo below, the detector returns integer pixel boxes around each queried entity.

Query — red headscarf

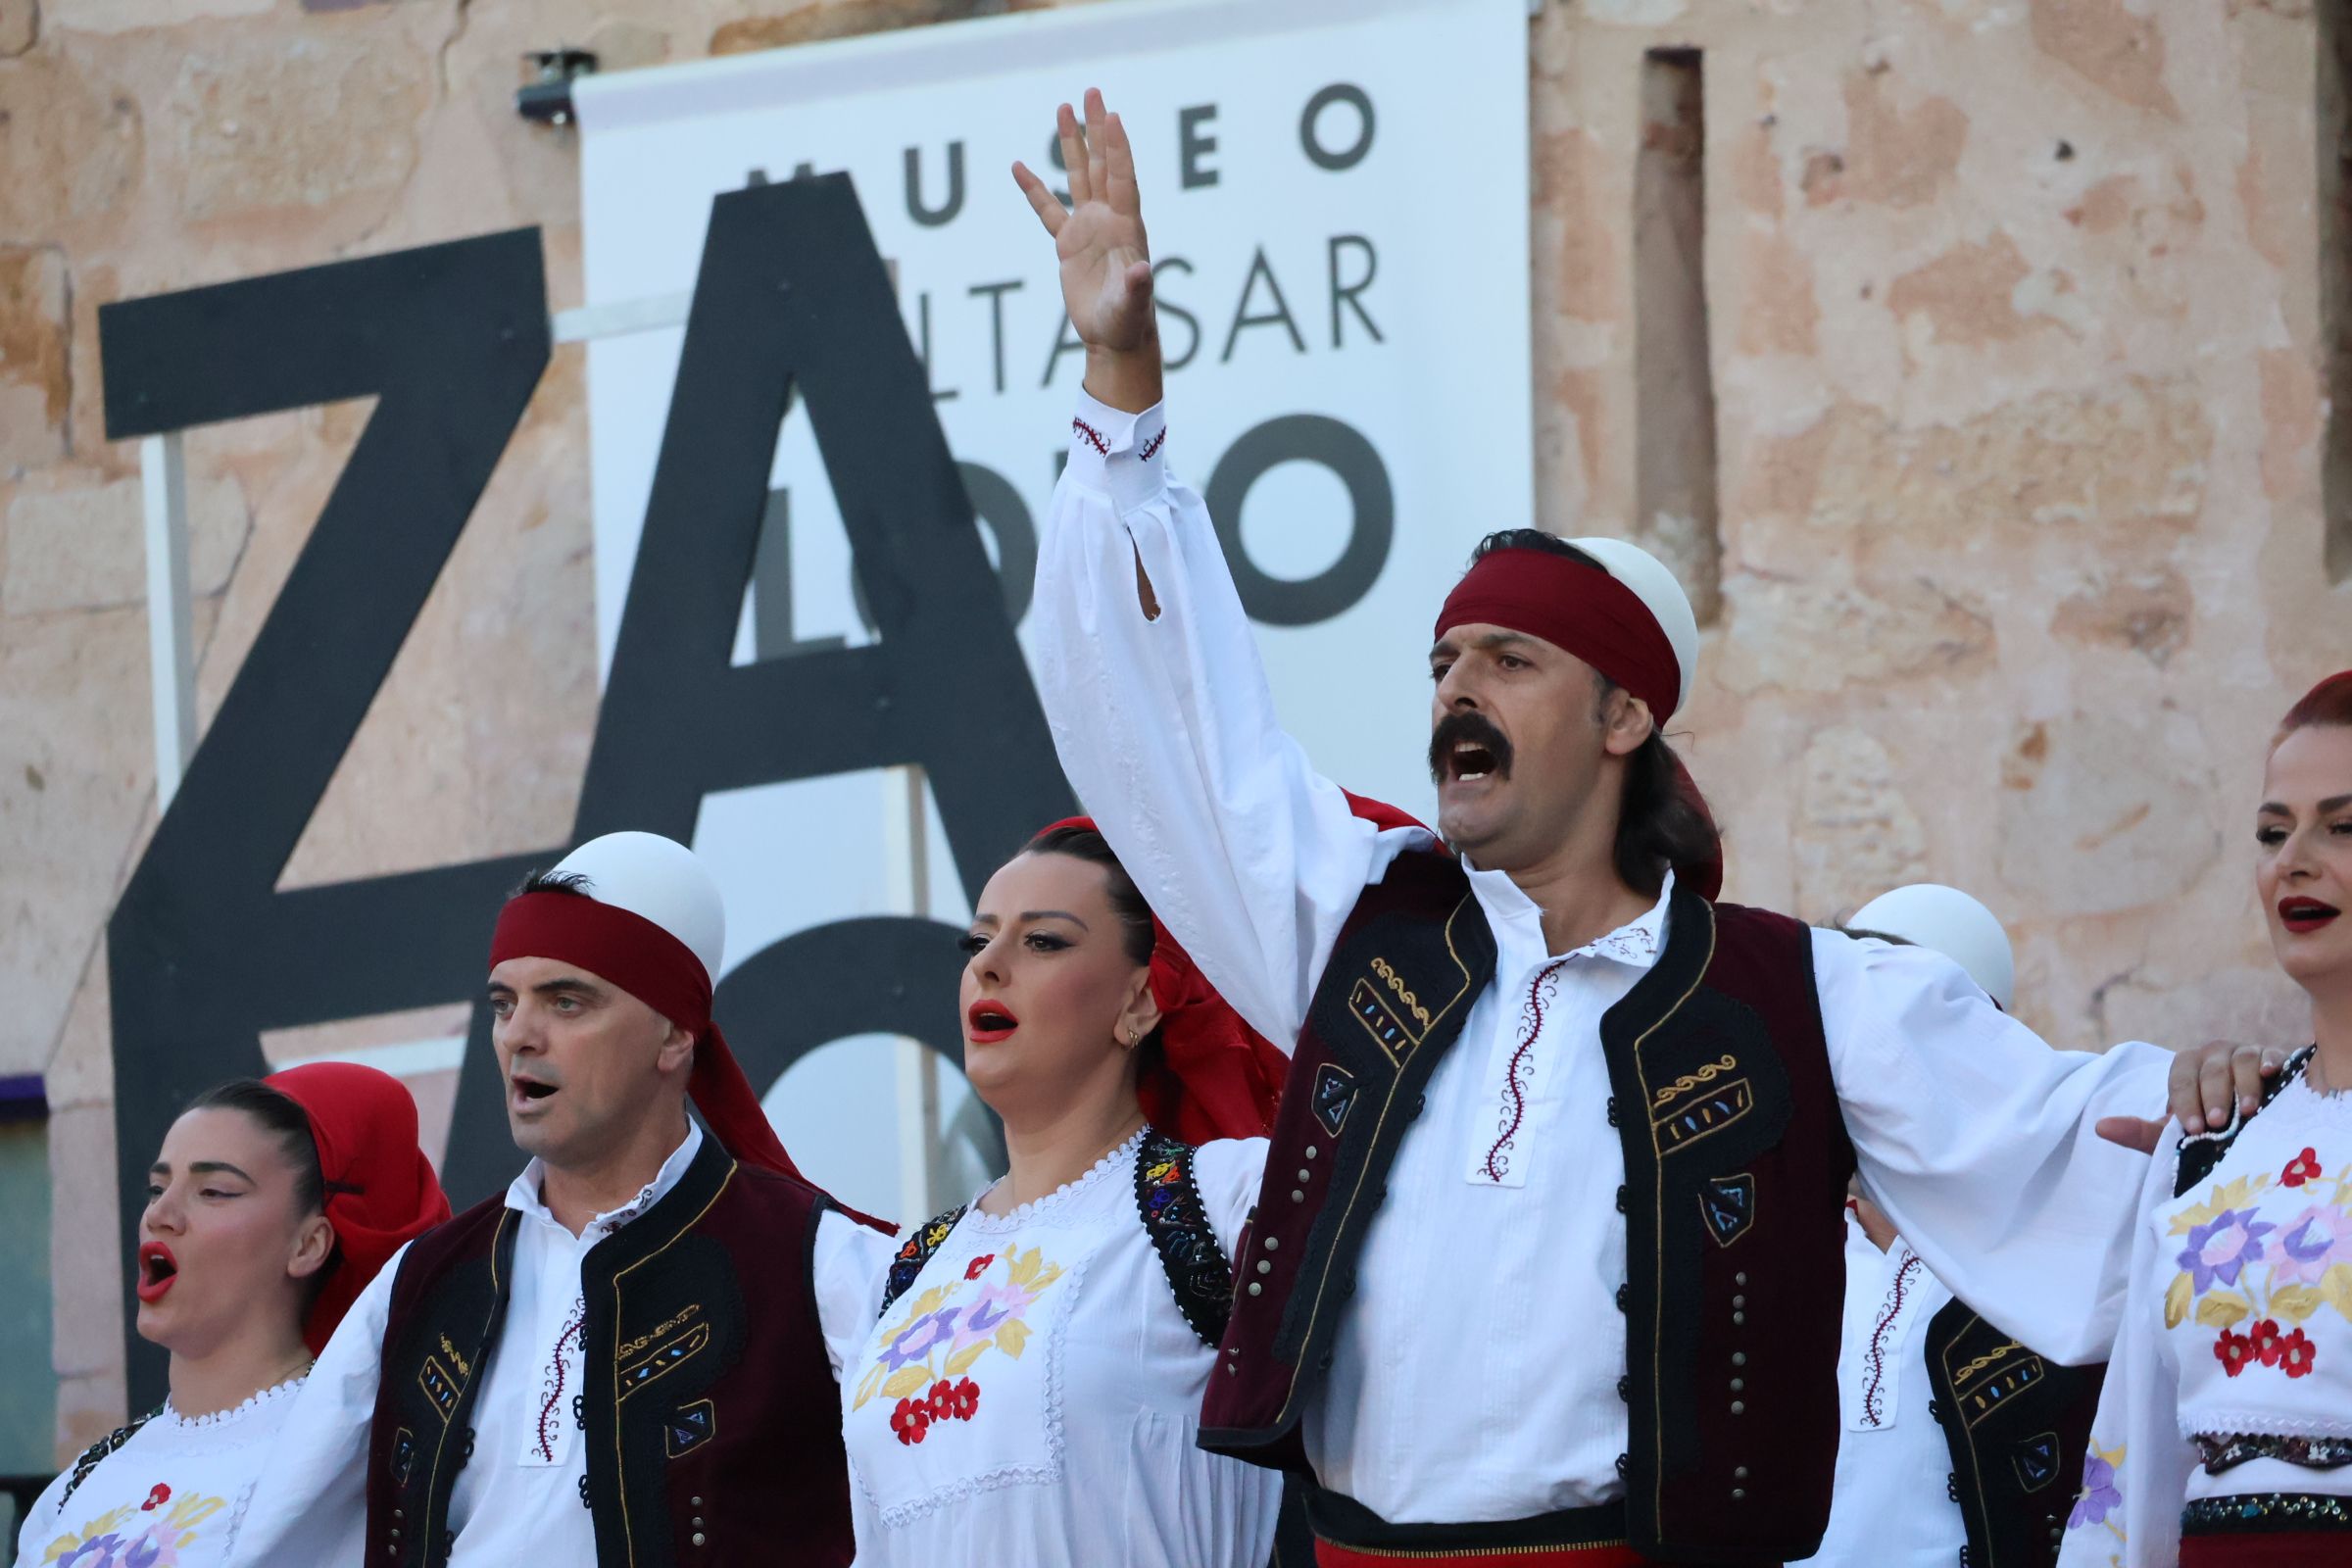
[1045,795,1423,1144]
[1435,547,1723,899]
[267,1062,453,1354]
[488,891,891,1232]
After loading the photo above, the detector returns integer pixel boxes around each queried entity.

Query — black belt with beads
[2180,1493,2352,1535]
[2195,1433,2352,1476]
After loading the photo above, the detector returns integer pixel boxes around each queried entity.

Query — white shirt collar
[505,1118,705,1238]
[1460,863,1677,965]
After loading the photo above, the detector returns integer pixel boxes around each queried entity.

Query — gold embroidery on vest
[1649,1054,1738,1110]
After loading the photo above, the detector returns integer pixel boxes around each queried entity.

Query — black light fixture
[517,48,599,126]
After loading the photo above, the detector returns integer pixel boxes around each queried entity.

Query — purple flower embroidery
[2068,1454,2121,1529]
[59,1537,126,1568]
[2268,1204,2352,1287]
[952,1278,1043,1353]
[2177,1209,2276,1295]
[880,1305,962,1370]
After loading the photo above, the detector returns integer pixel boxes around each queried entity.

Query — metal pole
[140,432,196,810]
[888,765,944,1217]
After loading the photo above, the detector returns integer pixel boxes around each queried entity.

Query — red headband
[267,1062,453,1354]
[489,891,887,1231]
[1434,547,1723,900]
[1436,547,1683,722]
[1045,796,1423,1143]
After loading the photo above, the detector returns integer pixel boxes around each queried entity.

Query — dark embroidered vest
[365,1134,853,1568]
[1924,1300,2105,1568]
[1199,853,1855,1563]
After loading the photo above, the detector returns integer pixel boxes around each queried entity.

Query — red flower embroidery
[2215,1328,2256,1377]
[890,1396,930,1445]
[965,1253,996,1281]
[2249,1318,2286,1367]
[927,1379,957,1421]
[2278,1328,2319,1379]
[2282,1149,2323,1188]
[142,1483,171,1511]
[947,1377,981,1420]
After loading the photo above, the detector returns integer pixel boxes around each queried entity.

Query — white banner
[575,0,1531,1216]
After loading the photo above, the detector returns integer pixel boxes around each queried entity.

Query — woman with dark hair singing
[13,1062,447,1568]
[839,816,1394,1566]
[2060,672,2352,1568]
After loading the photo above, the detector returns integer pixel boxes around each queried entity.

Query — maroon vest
[1199,851,1855,1563]
[364,1134,855,1568]
[1924,1299,2106,1568]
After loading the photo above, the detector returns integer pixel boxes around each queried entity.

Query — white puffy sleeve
[1816,929,2171,1364]
[2057,1126,2194,1568]
[810,1207,898,1377]
[220,1239,402,1567]
[1193,1137,1273,1259]
[1033,390,1423,1049]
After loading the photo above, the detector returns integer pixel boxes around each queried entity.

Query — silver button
[1730,1400,1745,1415]
[1732,1488,1746,1500]
[692,1533,707,1547]
[1730,1378,1743,1393]
[1732,1295,1745,1308]
[691,1497,703,1508]
[1263,1237,1280,1250]
[692,1518,705,1529]
[1732,1352,1746,1366]
[1734,1272,1747,1287]
[1304,1145,1318,1158]
[1297,1169,1311,1183]
[1734,1466,1749,1480]
[1732,1311,1745,1326]
[1292,1190,1305,1202]
[1256,1259,1273,1275]
[1247,1282,1262,1296]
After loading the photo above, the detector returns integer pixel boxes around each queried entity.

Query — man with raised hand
[230,831,893,1568]
[1010,89,2267,1568]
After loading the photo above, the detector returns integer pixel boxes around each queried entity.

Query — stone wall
[1,0,2342,1460]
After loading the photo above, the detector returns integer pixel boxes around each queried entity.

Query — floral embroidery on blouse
[853,1244,1068,1441]
[2165,1154,2352,1381]
[40,1489,231,1566]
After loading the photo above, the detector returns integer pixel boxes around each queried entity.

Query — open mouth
[135,1242,177,1304]
[2279,898,2342,935]
[509,1074,559,1111]
[965,1001,1019,1044]
[1428,711,1515,787]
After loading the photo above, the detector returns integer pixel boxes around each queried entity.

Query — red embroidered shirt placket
[1483,959,1571,1183]
[1858,1250,1924,1429]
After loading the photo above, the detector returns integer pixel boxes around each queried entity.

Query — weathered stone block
[0,0,35,58]
[0,246,69,471]
[2,472,248,616]
[1996,710,2220,915]
[1795,725,1928,918]
[0,54,144,236]
[172,37,430,222]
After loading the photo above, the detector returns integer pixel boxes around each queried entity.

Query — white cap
[550,831,726,985]
[1848,883,2014,1011]
[1565,536,1699,717]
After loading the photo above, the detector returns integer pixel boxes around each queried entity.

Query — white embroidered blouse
[12,1375,308,1568]
[1793,1220,1965,1568]
[2059,1054,2352,1567]
[841,1131,1281,1568]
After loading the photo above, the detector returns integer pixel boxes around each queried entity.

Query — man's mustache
[1428,710,1515,783]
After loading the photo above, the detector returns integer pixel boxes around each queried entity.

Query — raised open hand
[1012,88,1155,355]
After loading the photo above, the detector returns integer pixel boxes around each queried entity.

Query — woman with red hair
[2060,672,2352,1567]
[12,1062,447,1568]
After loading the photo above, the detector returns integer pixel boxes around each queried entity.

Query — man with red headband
[1010,91,2268,1567]
[228,831,893,1568]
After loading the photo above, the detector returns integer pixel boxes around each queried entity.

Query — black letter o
[1204,416,1393,626]
[1300,84,1375,172]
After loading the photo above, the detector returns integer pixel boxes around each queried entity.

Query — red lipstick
[2279,898,2340,935]
[136,1242,178,1303]
[965,999,1019,1044]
